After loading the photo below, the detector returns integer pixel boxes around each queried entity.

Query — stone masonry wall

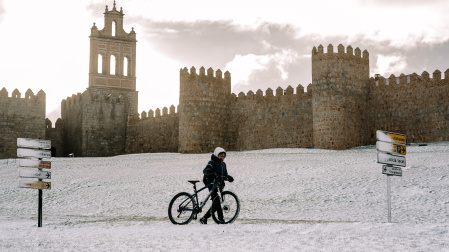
[368,69,449,144]
[61,87,138,157]
[125,106,179,154]
[228,85,313,151]
[0,88,46,159]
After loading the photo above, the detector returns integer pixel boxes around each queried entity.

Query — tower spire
[113,0,117,11]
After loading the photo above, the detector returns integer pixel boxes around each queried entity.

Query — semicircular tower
[178,67,231,153]
[311,44,370,149]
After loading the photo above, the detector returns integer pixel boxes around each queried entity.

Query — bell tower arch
[89,0,137,91]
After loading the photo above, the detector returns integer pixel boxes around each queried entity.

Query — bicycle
[168,176,240,225]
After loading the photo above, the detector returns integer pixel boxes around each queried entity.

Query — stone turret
[311,44,370,149]
[178,67,232,153]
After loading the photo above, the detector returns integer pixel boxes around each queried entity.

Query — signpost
[17,138,52,227]
[376,130,406,223]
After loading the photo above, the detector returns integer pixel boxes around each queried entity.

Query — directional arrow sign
[17,138,51,149]
[377,152,406,167]
[377,141,407,155]
[376,131,406,145]
[382,165,402,176]
[19,181,51,190]
[17,148,51,159]
[19,169,51,179]
[19,159,51,169]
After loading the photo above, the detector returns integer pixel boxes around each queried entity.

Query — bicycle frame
[178,181,221,217]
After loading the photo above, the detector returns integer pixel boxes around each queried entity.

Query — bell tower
[89,0,137,91]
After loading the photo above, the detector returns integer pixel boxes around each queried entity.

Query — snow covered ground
[1,142,449,251]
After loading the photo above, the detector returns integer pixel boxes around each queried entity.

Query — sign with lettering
[376,131,406,145]
[382,165,402,176]
[17,138,51,150]
[19,159,51,169]
[377,152,406,167]
[19,181,51,190]
[377,141,406,155]
[19,170,51,179]
[17,148,51,159]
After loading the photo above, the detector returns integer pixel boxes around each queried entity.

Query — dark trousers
[203,186,224,220]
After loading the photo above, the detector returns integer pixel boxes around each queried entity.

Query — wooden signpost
[376,130,406,223]
[17,138,52,227]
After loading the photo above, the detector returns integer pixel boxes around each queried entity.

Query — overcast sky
[1,0,448,123]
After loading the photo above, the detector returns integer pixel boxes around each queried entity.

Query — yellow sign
[19,181,51,190]
[376,131,406,145]
[377,141,406,155]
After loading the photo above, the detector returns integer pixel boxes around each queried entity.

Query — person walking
[200,147,234,224]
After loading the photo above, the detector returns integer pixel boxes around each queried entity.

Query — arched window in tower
[97,54,103,74]
[112,21,116,37]
[110,55,116,75]
[123,57,129,76]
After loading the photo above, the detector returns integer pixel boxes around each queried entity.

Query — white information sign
[377,152,406,167]
[382,165,402,176]
[19,170,51,179]
[17,138,51,150]
[17,148,51,159]
[19,159,51,169]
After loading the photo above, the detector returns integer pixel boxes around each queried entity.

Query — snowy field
[1,142,449,251]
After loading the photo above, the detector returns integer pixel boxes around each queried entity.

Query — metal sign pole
[387,174,391,223]
[38,156,43,227]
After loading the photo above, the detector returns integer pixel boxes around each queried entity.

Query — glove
[227,175,234,183]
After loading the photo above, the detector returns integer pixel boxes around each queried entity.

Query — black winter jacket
[203,154,228,189]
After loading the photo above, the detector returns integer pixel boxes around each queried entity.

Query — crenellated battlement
[180,66,231,83]
[312,44,369,60]
[138,105,178,120]
[232,84,312,103]
[0,87,46,102]
[371,68,449,89]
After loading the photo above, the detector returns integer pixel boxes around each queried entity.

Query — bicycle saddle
[188,180,200,185]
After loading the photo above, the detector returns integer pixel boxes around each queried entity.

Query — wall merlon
[347,45,353,56]
[162,107,168,116]
[285,85,294,95]
[355,47,361,58]
[207,67,214,76]
[276,87,283,96]
[155,108,161,117]
[433,69,441,80]
[199,66,206,75]
[25,89,35,99]
[296,84,304,94]
[0,87,7,98]
[12,89,21,98]
[327,44,334,54]
[266,88,274,97]
[338,44,344,54]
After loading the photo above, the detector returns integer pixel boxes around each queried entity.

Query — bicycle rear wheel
[168,192,196,225]
[211,191,240,224]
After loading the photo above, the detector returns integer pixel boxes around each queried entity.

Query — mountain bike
[168,176,240,225]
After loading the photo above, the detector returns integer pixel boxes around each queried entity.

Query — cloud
[0,0,5,22]
[373,54,407,77]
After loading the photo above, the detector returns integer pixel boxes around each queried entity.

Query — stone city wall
[368,69,449,144]
[125,105,179,153]
[0,88,46,159]
[228,84,313,151]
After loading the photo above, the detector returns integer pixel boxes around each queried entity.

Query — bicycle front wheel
[211,191,240,224]
[168,192,196,225]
